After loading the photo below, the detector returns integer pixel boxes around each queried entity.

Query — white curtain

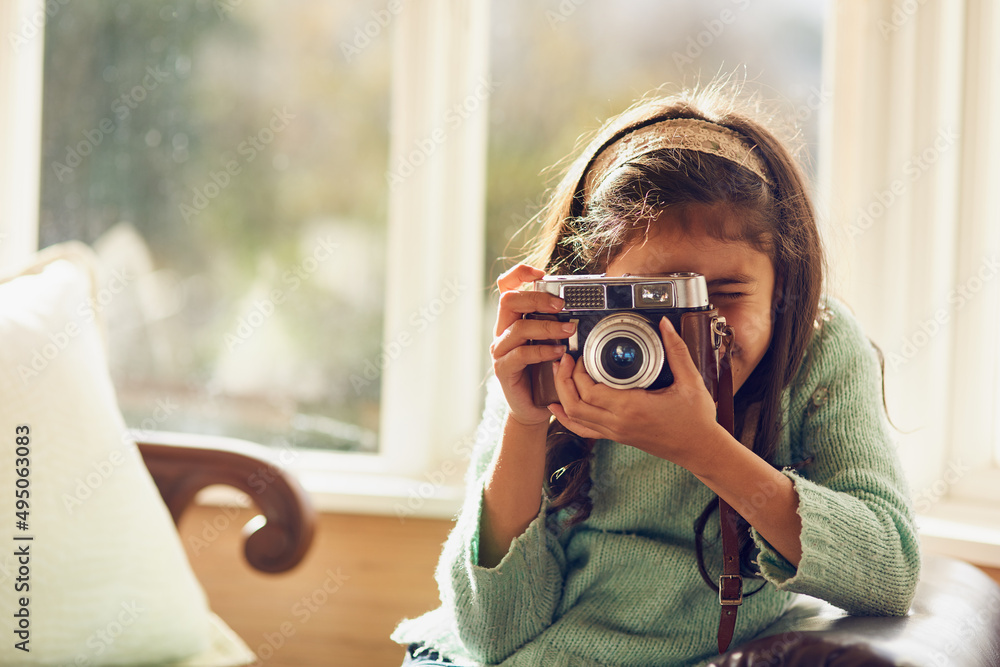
[820,0,1000,499]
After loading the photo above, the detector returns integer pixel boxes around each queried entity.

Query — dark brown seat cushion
[711,554,1000,666]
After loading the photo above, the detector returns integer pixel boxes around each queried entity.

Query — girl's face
[605,205,776,393]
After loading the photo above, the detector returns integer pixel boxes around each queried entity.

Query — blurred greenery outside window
[40,0,824,458]
[484,1,826,275]
[41,1,389,453]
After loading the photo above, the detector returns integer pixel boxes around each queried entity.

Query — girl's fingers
[495,263,546,337]
[496,263,544,293]
[658,317,704,387]
[553,354,615,426]
[492,344,565,379]
[494,289,565,338]
[547,403,605,440]
[567,351,624,407]
[490,318,576,360]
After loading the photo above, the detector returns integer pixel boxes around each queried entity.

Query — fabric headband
[580,118,772,210]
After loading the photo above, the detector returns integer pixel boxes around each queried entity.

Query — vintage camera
[525,273,727,406]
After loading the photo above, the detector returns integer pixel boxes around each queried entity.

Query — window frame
[297,0,491,517]
[0,0,44,268]
[2,0,489,519]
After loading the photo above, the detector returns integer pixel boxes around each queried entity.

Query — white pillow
[0,244,251,666]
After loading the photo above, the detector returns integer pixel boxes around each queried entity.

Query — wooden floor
[178,505,453,667]
[179,505,1000,667]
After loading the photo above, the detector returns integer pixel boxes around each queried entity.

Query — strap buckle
[711,316,730,350]
[718,574,743,606]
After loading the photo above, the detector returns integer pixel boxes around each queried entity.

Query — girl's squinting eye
[710,292,745,301]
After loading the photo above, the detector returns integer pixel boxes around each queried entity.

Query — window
[6,0,490,515]
[485,0,828,272]
[39,1,392,454]
[8,0,836,517]
[821,0,1000,554]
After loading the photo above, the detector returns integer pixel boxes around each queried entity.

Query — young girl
[392,87,919,666]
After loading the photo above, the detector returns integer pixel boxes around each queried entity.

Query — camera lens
[583,313,664,389]
[600,337,644,380]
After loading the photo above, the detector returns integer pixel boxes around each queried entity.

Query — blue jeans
[402,643,473,666]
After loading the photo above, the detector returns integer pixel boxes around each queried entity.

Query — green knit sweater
[392,298,920,666]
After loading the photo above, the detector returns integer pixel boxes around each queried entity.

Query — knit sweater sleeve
[435,376,567,663]
[752,301,920,616]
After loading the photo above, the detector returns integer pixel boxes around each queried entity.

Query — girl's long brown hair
[528,85,825,585]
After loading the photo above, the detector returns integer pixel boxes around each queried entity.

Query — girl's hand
[548,315,729,474]
[490,264,576,427]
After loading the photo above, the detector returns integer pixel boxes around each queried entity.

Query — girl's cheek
[742,314,770,340]
[729,310,772,353]
[720,305,757,336]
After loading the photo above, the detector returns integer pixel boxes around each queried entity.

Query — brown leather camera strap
[716,329,742,654]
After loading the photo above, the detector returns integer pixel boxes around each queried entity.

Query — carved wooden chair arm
[134,430,316,574]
